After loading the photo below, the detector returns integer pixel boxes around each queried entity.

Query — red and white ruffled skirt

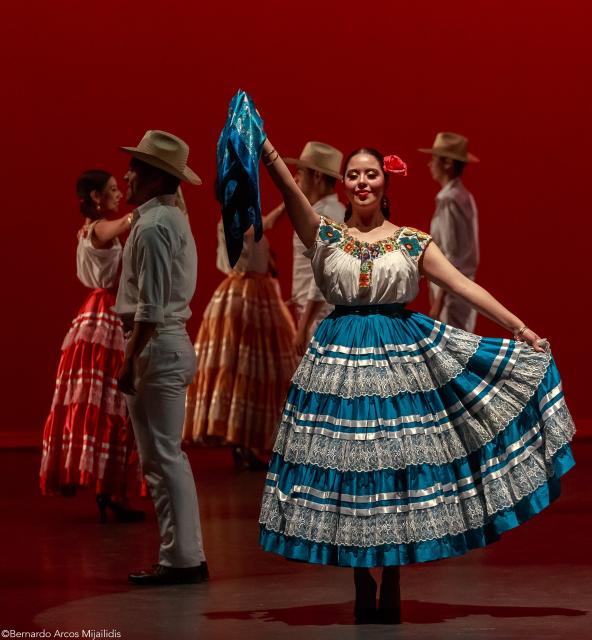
[40,288,134,496]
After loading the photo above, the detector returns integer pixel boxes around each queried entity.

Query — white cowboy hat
[284,141,343,180]
[120,130,202,185]
[418,132,479,163]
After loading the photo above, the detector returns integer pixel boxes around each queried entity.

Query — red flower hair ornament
[383,155,408,176]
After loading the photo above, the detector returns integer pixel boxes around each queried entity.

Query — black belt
[332,304,407,316]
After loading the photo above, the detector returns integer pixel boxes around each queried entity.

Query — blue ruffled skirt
[258,304,575,567]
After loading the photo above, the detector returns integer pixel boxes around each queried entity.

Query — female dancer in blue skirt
[256,134,575,624]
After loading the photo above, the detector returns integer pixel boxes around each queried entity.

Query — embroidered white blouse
[303,216,432,307]
[76,221,122,289]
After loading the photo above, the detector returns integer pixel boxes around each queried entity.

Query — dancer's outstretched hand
[517,328,548,353]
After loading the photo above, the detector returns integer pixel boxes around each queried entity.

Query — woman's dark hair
[76,169,112,220]
[342,147,391,221]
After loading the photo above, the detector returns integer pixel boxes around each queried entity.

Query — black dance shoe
[95,494,145,524]
[353,568,377,624]
[128,562,209,585]
[377,566,401,624]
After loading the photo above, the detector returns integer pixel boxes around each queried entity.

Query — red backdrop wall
[1,0,590,443]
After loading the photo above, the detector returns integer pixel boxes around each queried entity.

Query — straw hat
[120,130,202,185]
[284,141,343,180]
[418,132,479,163]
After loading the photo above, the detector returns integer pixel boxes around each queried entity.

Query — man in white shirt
[114,130,207,585]
[284,141,345,354]
[419,132,480,332]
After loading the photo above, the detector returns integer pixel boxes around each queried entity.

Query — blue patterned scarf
[216,90,266,267]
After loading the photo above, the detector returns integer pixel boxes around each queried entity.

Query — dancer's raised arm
[421,242,545,352]
[80,214,132,249]
[91,214,132,246]
[260,138,320,248]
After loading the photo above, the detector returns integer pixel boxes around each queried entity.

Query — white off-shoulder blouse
[303,216,432,307]
[76,221,122,289]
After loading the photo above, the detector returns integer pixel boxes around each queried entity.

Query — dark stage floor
[1,442,590,640]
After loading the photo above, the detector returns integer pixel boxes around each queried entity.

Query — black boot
[378,566,401,624]
[353,568,377,624]
[96,494,145,523]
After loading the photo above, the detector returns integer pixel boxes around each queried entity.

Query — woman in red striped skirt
[40,170,144,522]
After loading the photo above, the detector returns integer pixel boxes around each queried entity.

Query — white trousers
[125,331,206,567]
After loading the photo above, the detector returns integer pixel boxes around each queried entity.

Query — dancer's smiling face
[343,153,386,211]
[99,176,123,213]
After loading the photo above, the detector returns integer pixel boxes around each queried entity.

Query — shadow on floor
[206,599,587,626]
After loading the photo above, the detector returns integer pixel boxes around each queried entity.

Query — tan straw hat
[284,141,343,180]
[120,130,202,185]
[418,132,479,163]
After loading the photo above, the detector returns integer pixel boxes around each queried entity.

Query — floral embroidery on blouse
[399,227,432,259]
[317,218,430,289]
[341,231,404,288]
[319,224,342,244]
[400,235,421,256]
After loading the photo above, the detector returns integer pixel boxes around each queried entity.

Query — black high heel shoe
[353,568,377,624]
[96,494,145,524]
[378,566,401,624]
